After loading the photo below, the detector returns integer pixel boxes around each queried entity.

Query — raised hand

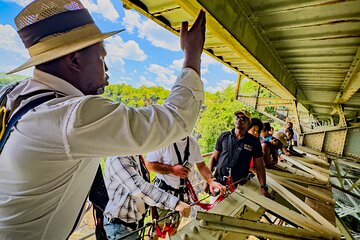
[180,10,206,76]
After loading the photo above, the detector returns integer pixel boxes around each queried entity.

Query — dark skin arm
[197,162,226,195]
[204,149,220,193]
[262,143,271,168]
[254,156,270,197]
[209,149,220,173]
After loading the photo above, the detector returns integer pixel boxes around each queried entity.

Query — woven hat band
[18,8,94,48]
[28,24,102,56]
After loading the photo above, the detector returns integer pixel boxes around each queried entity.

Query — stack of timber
[171,149,344,240]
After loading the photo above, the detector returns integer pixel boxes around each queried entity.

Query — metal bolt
[192,226,199,233]
[182,234,190,240]
[199,219,207,226]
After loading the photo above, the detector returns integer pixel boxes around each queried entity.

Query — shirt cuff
[174,68,204,101]
[166,194,180,210]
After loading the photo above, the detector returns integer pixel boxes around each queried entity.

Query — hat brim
[7,29,123,75]
[234,110,251,119]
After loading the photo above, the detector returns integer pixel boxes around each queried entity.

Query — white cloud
[0,24,28,59]
[206,79,234,93]
[139,75,156,87]
[202,77,208,84]
[169,58,183,70]
[123,10,180,51]
[222,65,236,74]
[105,36,147,62]
[146,64,177,85]
[81,0,119,22]
[2,0,31,7]
[4,0,119,22]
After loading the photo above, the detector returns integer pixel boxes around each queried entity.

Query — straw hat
[7,0,123,74]
[272,131,288,147]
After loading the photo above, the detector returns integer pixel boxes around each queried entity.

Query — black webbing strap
[173,137,190,201]
[0,93,56,152]
[226,134,244,178]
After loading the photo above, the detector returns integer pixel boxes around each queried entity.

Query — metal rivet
[182,234,190,240]
[200,219,207,226]
[192,226,199,233]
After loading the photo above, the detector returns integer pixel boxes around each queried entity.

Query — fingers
[190,10,205,31]
[180,21,188,51]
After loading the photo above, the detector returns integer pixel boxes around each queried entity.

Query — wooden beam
[236,186,339,238]
[331,183,360,200]
[196,212,333,240]
[281,155,329,182]
[276,161,315,179]
[268,173,334,205]
[266,175,339,236]
[267,169,328,186]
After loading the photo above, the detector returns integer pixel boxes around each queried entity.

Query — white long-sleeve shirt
[0,68,203,240]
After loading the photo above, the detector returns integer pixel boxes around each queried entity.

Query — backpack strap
[0,93,57,153]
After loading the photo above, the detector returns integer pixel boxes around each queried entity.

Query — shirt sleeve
[252,138,263,158]
[109,156,179,210]
[64,68,204,158]
[146,150,162,163]
[214,133,225,152]
[191,137,203,164]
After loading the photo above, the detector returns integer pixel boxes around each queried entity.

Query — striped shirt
[104,156,179,223]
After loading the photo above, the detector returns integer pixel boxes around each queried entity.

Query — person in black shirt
[208,110,270,197]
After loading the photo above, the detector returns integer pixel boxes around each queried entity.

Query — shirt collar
[33,69,84,97]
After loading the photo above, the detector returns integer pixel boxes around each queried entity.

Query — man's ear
[64,52,81,72]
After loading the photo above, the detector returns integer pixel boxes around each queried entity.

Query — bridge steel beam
[185,0,306,101]
[302,126,360,159]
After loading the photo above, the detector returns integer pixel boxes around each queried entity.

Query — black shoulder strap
[173,137,190,200]
[0,93,57,153]
[173,137,190,165]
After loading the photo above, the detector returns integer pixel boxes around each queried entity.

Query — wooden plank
[197,212,333,240]
[267,169,328,186]
[293,159,329,175]
[292,155,329,168]
[169,219,219,240]
[268,173,335,205]
[266,175,339,237]
[276,161,315,179]
[306,186,336,226]
[281,155,329,182]
[236,186,340,239]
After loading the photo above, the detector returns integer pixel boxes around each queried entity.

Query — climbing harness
[122,175,246,240]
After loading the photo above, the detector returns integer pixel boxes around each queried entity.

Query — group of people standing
[0,0,305,239]
[103,109,302,239]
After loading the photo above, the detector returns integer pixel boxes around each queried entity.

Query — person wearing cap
[262,131,288,168]
[0,0,206,239]
[208,110,270,197]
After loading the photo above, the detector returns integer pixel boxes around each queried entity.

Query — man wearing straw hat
[0,0,206,239]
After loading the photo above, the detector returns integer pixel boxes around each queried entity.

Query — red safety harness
[151,176,236,238]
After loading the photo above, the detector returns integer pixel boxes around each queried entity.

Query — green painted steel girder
[197,0,306,101]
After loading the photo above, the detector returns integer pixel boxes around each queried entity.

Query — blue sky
[0,0,238,92]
